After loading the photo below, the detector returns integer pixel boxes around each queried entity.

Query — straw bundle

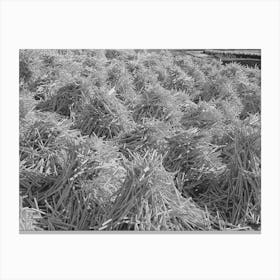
[73,89,133,139]
[117,120,173,159]
[20,111,82,175]
[98,151,212,231]
[133,84,182,124]
[106,60,137,105]
[163,128,226,196]
[19,196,43,231]
[180,101,223,130]
[127,61,158,94]
[35,82,84,116]
[20,136,125,230]
[19,93,37,119]
[194,117,261,226]
[163,66,194,93]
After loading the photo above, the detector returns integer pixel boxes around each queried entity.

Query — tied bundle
[163,128,226,197]
[196,116,261,227]
[133,84,182,125]
[73,89,133,139]
[98,151,213,231]
[35,82,84,117]
[117,120,172,159]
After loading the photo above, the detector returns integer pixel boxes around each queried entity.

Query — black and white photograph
[19,49,261,232]
[1,0,280,279]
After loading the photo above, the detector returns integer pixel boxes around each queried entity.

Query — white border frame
[1,0,280,279]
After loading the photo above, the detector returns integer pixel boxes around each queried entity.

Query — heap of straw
[163,128,226,196]
[106,62,138,106]
[133,84,182,124]
[98,150,213,231]
[73,89,133,139]
[180,101,223,130]
[163,65,194,93]
[117,120,173,159]
[20,111,80,175]
[20,131,127,231]
[193,116,261,227]
[19,92,37,119]
[19,196,43,231]
[35,82,84,117]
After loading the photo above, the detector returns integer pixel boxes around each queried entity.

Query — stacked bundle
[20,116,63,175]
[106,60,137,105]
[197,116,261,227]
[163,65,194,93]
[117,120,172,159]
[19,196,43,231]
[19,50,34,86]
[133,84,182,124]
[180,101,223,130]
[19,92,37,119]
[163,128,226,196]
[20,111,80,174]
[35,82,84,117]
[98,151,213,231]
[20,136,126,231]
[126,60,158,94]
[73,89,133,139]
